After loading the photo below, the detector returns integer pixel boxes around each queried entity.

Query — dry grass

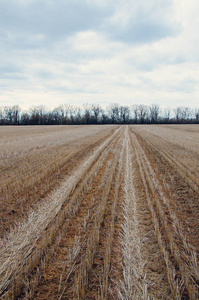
[130,125,199,299]
[0,125,120,298]
[0,125,117,236]
[0,124,198,299]
[120,129,148,299]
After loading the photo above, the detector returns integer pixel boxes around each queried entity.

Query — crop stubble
[0,125,198,299]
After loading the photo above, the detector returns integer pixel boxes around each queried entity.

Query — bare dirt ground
[0,125,118,237]
[0,125,198,299]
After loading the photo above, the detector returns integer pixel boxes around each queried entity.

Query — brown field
[0,124,199,299]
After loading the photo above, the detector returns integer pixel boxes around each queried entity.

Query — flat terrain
[0,125,199,299]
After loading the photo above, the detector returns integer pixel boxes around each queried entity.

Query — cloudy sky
[0,0,199,110]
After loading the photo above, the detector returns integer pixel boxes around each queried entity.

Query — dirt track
[0,125,199,299]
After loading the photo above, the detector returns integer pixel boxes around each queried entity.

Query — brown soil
[0,125,199,300]
[0,126,117,237]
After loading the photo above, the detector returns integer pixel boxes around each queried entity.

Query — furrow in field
[130,128,199,278]
[119,126,171,299]
[130,131,184,299]
[83,127,126,299]
[0,127,122,299]
[0,128,118,238]
[62,128,124,300]
[142,132,198,193]
[27,136,121,299]
[107,172,125,300]
[135,131,199,250]
[131,128,199,229]
[130,129,198,299]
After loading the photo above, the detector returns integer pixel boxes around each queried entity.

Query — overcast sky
[0,0,199,110]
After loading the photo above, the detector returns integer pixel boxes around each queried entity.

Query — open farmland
[0,125,199,299]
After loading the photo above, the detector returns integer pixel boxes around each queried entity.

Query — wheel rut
[1,125,198,300]
[0,127,122,299]
[129,127,199,299]
[119,127,171,299]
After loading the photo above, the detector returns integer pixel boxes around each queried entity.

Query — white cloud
[0,0,199,110]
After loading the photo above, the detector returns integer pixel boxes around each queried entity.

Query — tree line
[0,103,199,125]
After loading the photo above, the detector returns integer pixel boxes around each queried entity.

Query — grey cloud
[109,20,174,44]
[0,0,112,49]
[0,0,179,51]
[45,84,99,94]
[0,64,20,73]
[107,18,177,45]
[126,52,186,73]
[104,1,180,44]
[34,70,54,79]
[169,79,197,94]
[0,63,26,79]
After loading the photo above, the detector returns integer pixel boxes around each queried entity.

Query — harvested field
[0,124,199,299]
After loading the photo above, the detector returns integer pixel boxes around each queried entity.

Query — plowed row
[0,125,198,299]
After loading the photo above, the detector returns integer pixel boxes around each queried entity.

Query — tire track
[130,128,199,284]
[129,129,198,299]
[141,132,198,193]
[135,129,199,246]
[0,127,118,238]
[120,126,171,299]
[32,142,119,299]
[1,125,198,300]
[83,127,126,299]
[0,127,122,299]
[63,128,125,300]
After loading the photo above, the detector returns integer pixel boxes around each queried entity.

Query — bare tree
[29,105,46,125]
[68,105,76,124]
[174,106,192,123]
[132,104,139,124]
[0,107,5,124]
[163,107,171,122]
[82,104,92,124]
[0,103,197,125]
[181,107,192,121]
[21,112,30,125]
[119,106,130,123]
[101,109,109,124]
[52,106,65,124]
[2,105,21,125]
[194,108,199,123]
[12,105,21,124]
[174,107,181,122]
[149,104,160,123]
[91,104,102,124]
[137,105,148,124]
[71,106,82,124]
[108,103,119,124]
[4,106,13,124]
